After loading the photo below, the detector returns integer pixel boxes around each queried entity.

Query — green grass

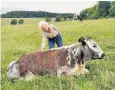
[1,18,115,90]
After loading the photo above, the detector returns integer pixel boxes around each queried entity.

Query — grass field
[1,18,115,90]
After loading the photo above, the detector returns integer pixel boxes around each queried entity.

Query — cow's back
[17,48,68,76]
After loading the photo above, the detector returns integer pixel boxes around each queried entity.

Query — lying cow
[7,37,105,81]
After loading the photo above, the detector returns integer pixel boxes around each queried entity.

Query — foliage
[10,19,17,25]
[80,1,115,19]
[63,15,68,21]
[109,1,115,17]
[18,19,24,24]
[97,1,111,17]
[45,16,52,22]
[67,14,74,19]
[1,1,115,20]
[109,6,115,16]
[1,11,73,19]
[55,14,62,22]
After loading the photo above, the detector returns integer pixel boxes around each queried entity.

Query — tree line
[1,1,115,20]
[1,10,74,19]
[80,1,115,19]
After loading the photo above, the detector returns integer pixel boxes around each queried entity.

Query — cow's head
[78,37,105,60]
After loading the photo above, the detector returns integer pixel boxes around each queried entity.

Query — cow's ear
[78,37,86,45]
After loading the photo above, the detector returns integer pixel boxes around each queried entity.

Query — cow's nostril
[103,53,105,56]
[101,53,105,58]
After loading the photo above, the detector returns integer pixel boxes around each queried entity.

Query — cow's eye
[93,44,97,48]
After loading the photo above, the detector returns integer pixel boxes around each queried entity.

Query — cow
[7,37,105,81]
[77,15,83,22]
[73,13,83,22]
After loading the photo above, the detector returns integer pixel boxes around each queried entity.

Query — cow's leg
[25,71,35,81]
[57,66,69,77]
[68,63,80,76]
[70,62,89,76]
[77,63,89,75]
[81,62,89,75]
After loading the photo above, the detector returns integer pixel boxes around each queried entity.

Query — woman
[39,21,63,49]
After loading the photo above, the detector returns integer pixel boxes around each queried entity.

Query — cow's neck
[66,44,82,67]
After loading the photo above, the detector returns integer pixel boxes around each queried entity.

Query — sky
[1,1,98,14]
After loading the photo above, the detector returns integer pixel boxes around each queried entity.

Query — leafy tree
[55,14,62,22]
[97,1,111,17]
[18,19,24,24]
[80,1,113,19]
[11,19,17,25]
[45,16,52,22]
[67,14,73,20]
[109,6,115,16]
[80,10,87,19]
[109,1,115,17]
[112,1,115,6]
[1,11,73,18]
[63,15,68,21]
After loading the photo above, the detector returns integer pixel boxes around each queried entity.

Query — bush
[67,14,74,20]
[55,15,62,22]
[11,19,17,25]
[18,19,24,24]
[45,16,52,22]
[63,15,68,21]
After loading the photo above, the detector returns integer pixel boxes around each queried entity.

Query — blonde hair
[38,21,48,29]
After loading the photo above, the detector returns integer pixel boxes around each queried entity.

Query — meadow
[1,18,115,90]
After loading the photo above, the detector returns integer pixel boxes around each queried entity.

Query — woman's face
[41,25,48,31]
[41,24,50,33]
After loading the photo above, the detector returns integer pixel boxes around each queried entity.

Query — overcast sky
[1,1,97,14]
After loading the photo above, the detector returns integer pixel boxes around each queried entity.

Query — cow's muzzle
[91,53,105,59]
[100,53,105,59]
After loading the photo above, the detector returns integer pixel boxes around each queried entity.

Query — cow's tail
[7,60,20,82]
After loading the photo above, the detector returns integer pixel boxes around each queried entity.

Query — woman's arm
[41,32,46,49]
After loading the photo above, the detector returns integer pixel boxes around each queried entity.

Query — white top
[41,24,59,49]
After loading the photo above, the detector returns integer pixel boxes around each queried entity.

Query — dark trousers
[48,32,63,49]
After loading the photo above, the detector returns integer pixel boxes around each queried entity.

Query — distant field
[1,18,115,90]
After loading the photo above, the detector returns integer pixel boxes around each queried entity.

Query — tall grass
[1,18,115,90]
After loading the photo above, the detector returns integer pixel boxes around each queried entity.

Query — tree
[11,19,17,25]
[80,10,87,19]
[45,16,52,22]
[97,1,111,17]
[109,1,115,17]
[55,14,62,22]
[80,1,112,19]
[112,1,115,6]
[67,14,73,20]
[18,19,24,24]
[63,15,68,21]
[1,11,73,18]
